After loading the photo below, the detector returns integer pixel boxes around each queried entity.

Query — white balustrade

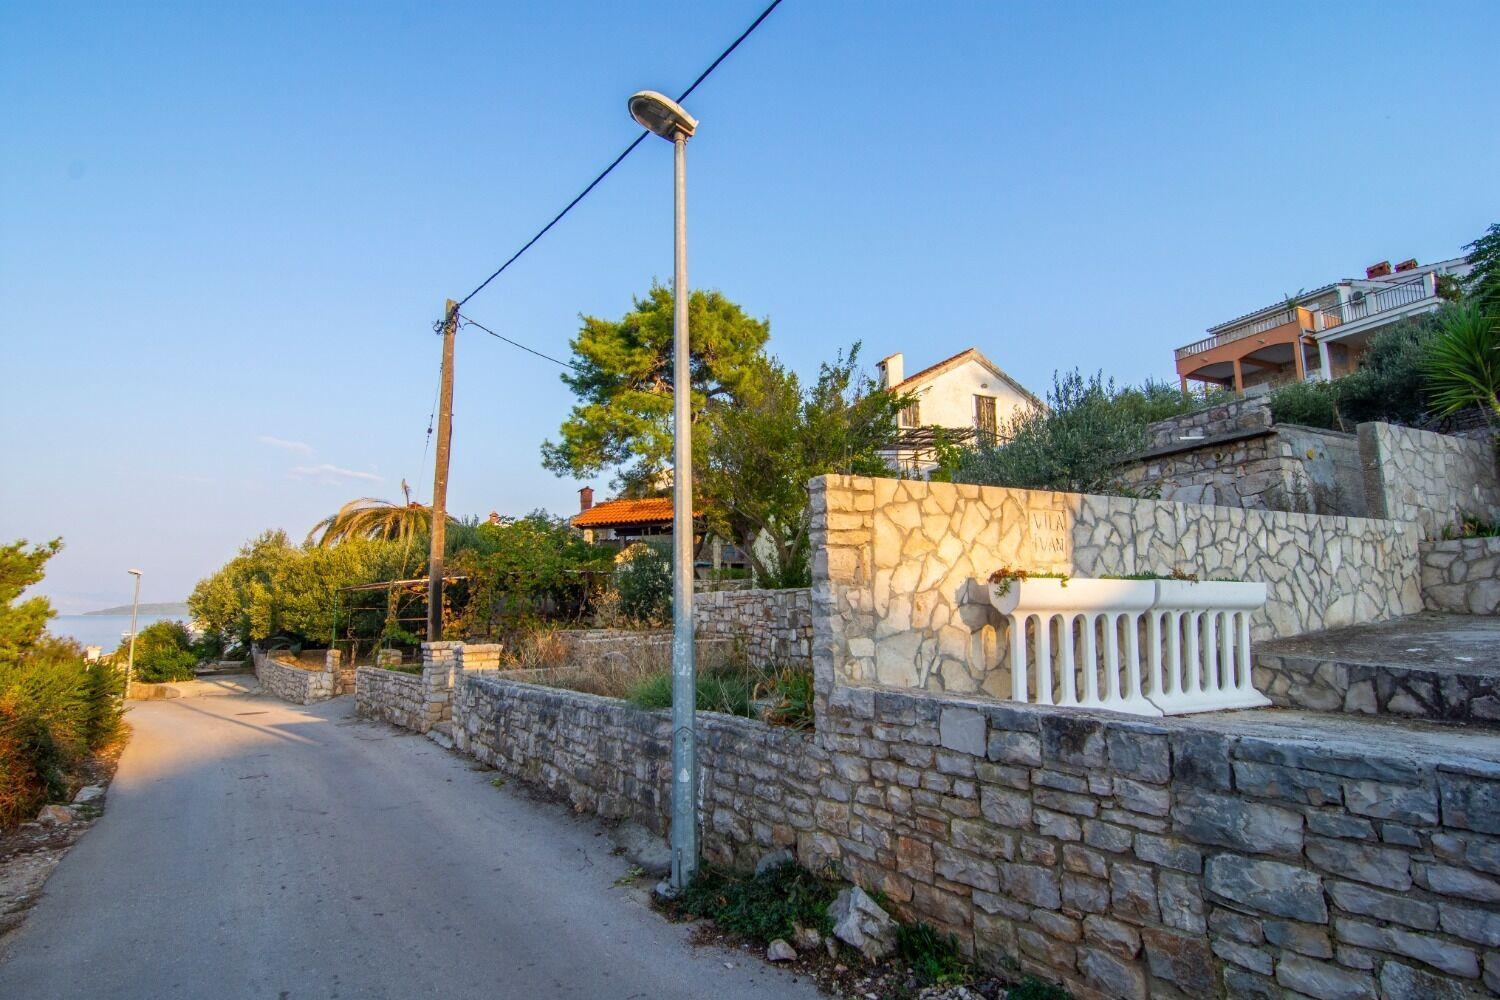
[988,577,1270,717]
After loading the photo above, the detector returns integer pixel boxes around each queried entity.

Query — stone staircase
[1253,613,1500,724]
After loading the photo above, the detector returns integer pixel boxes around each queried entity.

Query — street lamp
[630,90,699,894]
[125,569,142,698]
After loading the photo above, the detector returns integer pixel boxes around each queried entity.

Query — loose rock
[71,785,104,805]
[792,922,822,951]
[828,886,898,961]
[35,805,77,827]
[766,939,797,962]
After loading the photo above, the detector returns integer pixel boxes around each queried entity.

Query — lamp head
[629,91,698,140]
[127,569,142,577]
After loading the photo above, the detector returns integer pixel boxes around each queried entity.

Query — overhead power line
[457,313,580,371]
[452,0,784,311]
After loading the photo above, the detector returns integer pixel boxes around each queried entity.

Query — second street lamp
[629,90,700,893]
[125,568,143,698]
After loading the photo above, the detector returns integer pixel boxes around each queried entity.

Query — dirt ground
[0,740,124,940]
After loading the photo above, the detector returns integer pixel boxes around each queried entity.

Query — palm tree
[1423,303,1500,426]
[307,482,452,547]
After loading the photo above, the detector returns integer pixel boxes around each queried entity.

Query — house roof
[891,347,1042,407]
[571,496,681,529]
[1204,255,1471,334]
[1205,284,1340,335]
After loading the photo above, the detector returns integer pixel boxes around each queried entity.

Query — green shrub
[614,543,671,624]
[1269,379,1341,429]
[0,651,123,827]
[673,862,839,943]
[1272,314,1443,431]
[118,620,199,683]
[954,371,1157,495]
[1338,315,1439,425]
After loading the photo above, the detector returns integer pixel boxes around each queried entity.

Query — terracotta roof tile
[571,497,683,529]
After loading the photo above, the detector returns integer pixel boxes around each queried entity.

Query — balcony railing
[1175,308,1299,362]
[1316,273,1436,331]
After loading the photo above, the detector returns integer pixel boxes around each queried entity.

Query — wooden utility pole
[427,299,457,640]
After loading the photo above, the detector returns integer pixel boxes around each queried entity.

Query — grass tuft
[672,861,840,943]
[895,922,972,986]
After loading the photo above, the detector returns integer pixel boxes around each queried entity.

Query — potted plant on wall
[986,567,1156,616]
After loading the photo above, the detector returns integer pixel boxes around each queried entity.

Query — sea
[48,613,185,653]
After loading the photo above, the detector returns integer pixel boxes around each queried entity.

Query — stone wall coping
[1277,421,1357,441]
[807,473,1420,534]
[1422,535,1500,553]
[462,672,815,746]
[1124,425,1275,464]
[354,664,424,683]
[843,682,1500,770]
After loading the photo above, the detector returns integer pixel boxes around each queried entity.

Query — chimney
[1394,258,1418,273]
[578,486,594,512]
[1365,261,1392,279]
[877,352,905,387]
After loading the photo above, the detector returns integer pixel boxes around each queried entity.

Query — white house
[877,347,1040,475]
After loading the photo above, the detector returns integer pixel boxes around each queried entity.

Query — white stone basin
[987,577,1155,616]
[1155,579,1267,611]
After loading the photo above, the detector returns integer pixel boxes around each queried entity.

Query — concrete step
[1253,613,1499,723]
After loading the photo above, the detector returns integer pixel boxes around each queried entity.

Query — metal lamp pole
[629,90,700,893]
[125,568,142,696]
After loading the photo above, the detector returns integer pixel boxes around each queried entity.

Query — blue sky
[3,1,1496,611]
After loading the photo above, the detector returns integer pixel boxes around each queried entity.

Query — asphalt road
[0,687,821,1000]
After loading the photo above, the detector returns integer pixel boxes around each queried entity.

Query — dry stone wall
[1123,418,1366,516]
[251,647,339,704]
[694,587,812,667]
[451,674,826,868]
[445,668,1500,1000]
[1360,422,1500,537]
[354,665,425,729]
[1422,537,1500,616]
[810,475,1422,699]
[818,687,1500,1000]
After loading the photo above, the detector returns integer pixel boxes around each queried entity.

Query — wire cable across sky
[457,313,580,371]
[452,0,784,312]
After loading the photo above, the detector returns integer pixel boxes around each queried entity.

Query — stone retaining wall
[810,475,1423,699]
[1122,420,1366,517]
[446,669,1500,999]
[1359,422,1500,538]
[451,673,825,868]
[354,665,425,729]
[694,587,813,667]
[251,646,340,705]
[1422,536,1500,615]
[1145,397,1272,451]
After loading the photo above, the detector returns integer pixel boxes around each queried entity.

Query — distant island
[84,602,191,617]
